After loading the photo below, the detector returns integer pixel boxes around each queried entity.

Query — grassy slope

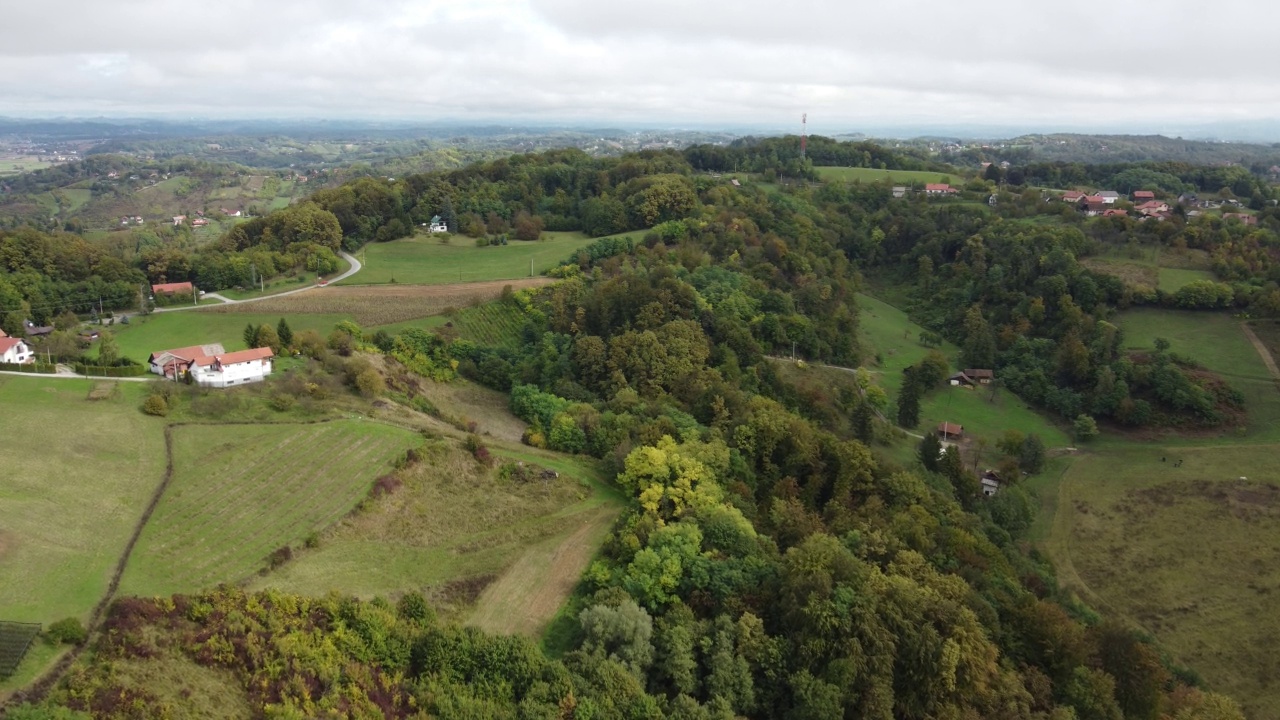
[0,377,166,623]
[345,229,643,286]
[1158,267,1217,292]
[120,421,417,597]
[1043,444,1280,720]
[815,167,964,185]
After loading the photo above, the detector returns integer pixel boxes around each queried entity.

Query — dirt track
[313,277,555,299]
[1240,322,1280,381]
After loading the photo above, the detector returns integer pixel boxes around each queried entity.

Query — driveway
[155,251,362,313]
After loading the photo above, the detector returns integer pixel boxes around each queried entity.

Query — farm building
[0,337,33,364]
[1096,191,1120,204]
[980,470,1002,497]
[937,421,964,439]
[148,343,226,377]
[892,186,908,198]
[184,347,275,388]
[963,368,994,384]
[949,371,976,388]
[428,215,448,233]
[152,281,194,296]
[1062,190,1087,203]
[1132,190,1156,201]
[925,183,958,196]
[23,321,52,338]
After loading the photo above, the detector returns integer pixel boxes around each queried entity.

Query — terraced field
[119,421,418,597]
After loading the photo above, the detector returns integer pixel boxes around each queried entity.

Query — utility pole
[530,258,534,278]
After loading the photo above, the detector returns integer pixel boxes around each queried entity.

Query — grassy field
[451,299,531,349]
[857,294,1068,445]
[1157,267,1217,292]
[112,311,350,363]
[254,438,623,637]
[1040,444,1280,720]
[0,157,52,176]
[815,166,964,185]
[120,421,418,597]
[0,377,166,623]
[344,229,643,286]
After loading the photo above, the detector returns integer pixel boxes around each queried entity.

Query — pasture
[0,156,52,176]
[1039,444,1280,720]
[815,166,963,185]
[254,438,623,638]
[345,229,643,286]
[1158,267,1217,292]
[120,421,418,597]
[0,377,166,623]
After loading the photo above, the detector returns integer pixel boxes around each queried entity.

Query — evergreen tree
[276,318,294,348]
[961,304,997,369]
[897,381,921,429]
[243,323,260,349]
[918,432,942,472]
[1020,433,1047,474]
[851,401,874,443]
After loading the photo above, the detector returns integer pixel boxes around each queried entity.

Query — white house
[428,215,449,233]
[1096,191,1120,204]
[0,337,33,364]
[185,347,274,388]
[980,470,1003,497]
[148,343,225,377]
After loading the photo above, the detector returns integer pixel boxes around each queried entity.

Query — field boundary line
[1240,322,1280,382]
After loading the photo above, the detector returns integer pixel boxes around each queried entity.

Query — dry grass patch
[207,278,553,326]
[1081,258,1159,290]
[416,378,529,442]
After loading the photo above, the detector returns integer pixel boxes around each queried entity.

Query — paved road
[155,251,362,313]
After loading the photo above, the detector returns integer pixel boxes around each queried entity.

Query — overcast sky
[3,0,1278,132]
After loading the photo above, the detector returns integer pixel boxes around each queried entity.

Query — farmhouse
[949,371,976,388]
[0,337,33,364]
[1132,190,1156,202]
[192,218,210,227]
[1102,208,1128,217]
[148,343,225,377]
[1136,201,1170,216]
[925,183,958,196]
[172,215,186,226]
[892,186,908,198]
[151,281,194,296]
[184,347,275,388]
[1096,191,1120,204]
[1061,190,1087,203]
[23,321,53,338]
[427,215,449,233]
[964,368,994,384]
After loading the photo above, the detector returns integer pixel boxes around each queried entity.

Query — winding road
[154,251,362,313]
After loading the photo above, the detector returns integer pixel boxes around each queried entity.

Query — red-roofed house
[1103,208,1128,217]
[1082,200,1108,216]
[1062,190,1087,203]
[151,281,194,296]
[1136,201,1171,216]
[925,183,958,195]
[1132,190,1156,201]
[185,347,275,388]
[0,337,33,364]
[937,422,964,439]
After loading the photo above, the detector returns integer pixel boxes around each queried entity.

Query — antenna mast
[800,113,807,160]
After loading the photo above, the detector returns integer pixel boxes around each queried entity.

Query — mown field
[120,421,418,597]
[1041,444,1280,720]
[112,311,349,363]
[0,377,166,691]
[345,229,643,286]
[254,438,623,638]
[1082,247,1216,292]
[815,166,963,185]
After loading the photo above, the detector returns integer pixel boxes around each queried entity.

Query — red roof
[189,347,274,368]
[148,345,210,363]
[1083,195,1105,203]
[926,183,955,192]
[152,281,193,294]
[1063,191,1086,200]
[0,337,25,353]
[1133,190,1155,199]
[1103,209,1128,216]
[937,422,964,436]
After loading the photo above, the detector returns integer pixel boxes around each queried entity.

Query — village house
[892,186,908,198]
[1102,208,1128,217]
[949,371,976,388]
[148,343,226,377]
[221,208,243,217]
[980,470,1002,497]
[23,321,52,339]
[192,218,210,227]
[1136,201,1171,216]
[172,215,186,226]
[0,336,33,364]
[1096,191,1121,204]
[1062,190,1087,203]
[151,281,194,297]
[184,347,275,388]
[937,421,964,440]
[925,183,958,196]
[964,368,994,384]
[1081,197,1107,216]
[427,215,449,233]
[1132,190,1156,202]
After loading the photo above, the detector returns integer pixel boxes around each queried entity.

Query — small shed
[949,371,975,388]
[937,422,964,439]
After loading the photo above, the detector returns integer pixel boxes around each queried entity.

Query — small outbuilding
[937,421,964,439]
[980,470,1002,497]
[963,368,994,384]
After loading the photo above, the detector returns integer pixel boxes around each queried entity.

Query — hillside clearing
[814,166,963,185]
[112,311,349,364]
[1041,444,1280,720]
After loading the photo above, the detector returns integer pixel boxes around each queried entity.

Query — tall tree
[276,318,294,348]
[918,431,942,472]
[897,380,921,429]
[243,323,260,350]
[961,304,997,369]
